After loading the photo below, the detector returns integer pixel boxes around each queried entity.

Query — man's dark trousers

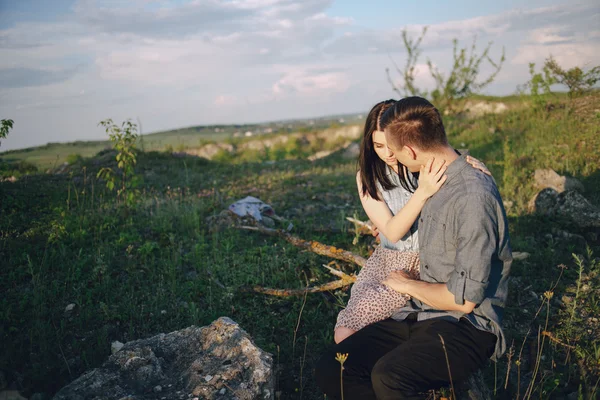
[314,316,496,400]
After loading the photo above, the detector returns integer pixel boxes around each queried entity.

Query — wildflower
[335,353,349,368]
[544,291,554,300]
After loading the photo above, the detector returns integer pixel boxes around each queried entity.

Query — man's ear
[402,145,417,160]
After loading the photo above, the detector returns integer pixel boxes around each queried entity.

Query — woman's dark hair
[358,100,418,200]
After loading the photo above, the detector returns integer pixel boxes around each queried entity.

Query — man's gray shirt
[391,153,512,360]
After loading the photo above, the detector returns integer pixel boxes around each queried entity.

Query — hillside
[1,93,600,399]
[0,113,364,171]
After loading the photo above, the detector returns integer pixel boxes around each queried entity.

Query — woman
[334,99,489,343]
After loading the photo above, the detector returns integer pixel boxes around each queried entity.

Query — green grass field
[1,94,599,399]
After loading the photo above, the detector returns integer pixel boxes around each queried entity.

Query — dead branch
[345,217,376,235]
[244,279,353,297]
[238,225,367,267]
[243,262,357,297]
[542,331,576,349]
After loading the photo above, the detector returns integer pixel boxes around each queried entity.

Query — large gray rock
[534,168,585,193]
[529,188,600,228]
[53,317,274,400]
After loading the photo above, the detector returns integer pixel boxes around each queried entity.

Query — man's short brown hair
[379,96,448,150]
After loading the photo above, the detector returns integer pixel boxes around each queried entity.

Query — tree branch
[238,225,367,267]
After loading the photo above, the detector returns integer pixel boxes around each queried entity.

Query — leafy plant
[544,56,600,98]
[523,61,557,110]
[96,119,141,206]
[428,36,505,111]
[387,28,505,112]
[386,27,429,98]
[0,118,14,147]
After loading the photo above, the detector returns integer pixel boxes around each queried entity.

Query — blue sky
[0,0,599,151]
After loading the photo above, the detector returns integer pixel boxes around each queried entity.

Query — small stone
[219,388,226,395]
[161,310,167,315]
[111,341,124,354]
[204,375,213,382]
[64,303,76,313]
[512,252,530,261]
[154,385,163,393]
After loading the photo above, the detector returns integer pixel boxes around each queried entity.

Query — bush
[544,56,600,98]
[0,159,38,178]
[387,27,505,112]
[66,153,83,165]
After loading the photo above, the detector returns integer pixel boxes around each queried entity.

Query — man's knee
[314,350,342,398]
[371,358,418,399]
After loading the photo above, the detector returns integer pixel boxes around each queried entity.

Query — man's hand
[382,270,415,294]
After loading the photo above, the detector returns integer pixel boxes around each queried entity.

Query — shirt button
[420,218,423,223]
[460,271,465,276]
[424,265,429,269]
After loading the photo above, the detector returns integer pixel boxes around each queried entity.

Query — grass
[1,93,599,399]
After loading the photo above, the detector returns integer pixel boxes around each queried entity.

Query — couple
[315,97,512,399]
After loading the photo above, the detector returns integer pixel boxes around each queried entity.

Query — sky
[0,0,599,151]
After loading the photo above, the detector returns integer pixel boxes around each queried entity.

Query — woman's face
[372,130,397,168]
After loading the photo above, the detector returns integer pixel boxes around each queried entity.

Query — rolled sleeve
[447,269,489,305]
[449,194,499,306]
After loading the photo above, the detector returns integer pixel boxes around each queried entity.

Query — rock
[53,317,274,400]
[184,143,235,160]
[464,101,508,118]
[111,341,125,354]
[528,189,600,228]
[512,252,530,261]
[0,391,27,400]
[528,188,559,214]
[534,169,585,193]
[551,228,586,247]
[553,191,600,228]
[0,176,17,183]
[64,303,77,317]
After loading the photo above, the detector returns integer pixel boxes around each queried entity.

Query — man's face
[384,131,422,173]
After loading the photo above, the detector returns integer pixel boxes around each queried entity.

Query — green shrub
[66,153,83,165]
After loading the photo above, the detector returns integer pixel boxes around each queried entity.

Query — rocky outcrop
[529,188,600,228]
[184,143,234,159]
[53,317,274,400]
[463,101,508,118]
[180,125,362,161]
[534,168,584,193]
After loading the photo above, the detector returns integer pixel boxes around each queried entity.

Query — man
[314,96,512,399]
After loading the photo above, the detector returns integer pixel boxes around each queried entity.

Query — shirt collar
[445,152,469,181]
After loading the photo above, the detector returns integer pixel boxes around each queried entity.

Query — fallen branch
[238,225,367,267]
[345,217,375,236]
[542,330,576,349]
[244,263,357,297]
[244,279,353,297]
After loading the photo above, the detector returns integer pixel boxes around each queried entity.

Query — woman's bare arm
[357,159,447,243]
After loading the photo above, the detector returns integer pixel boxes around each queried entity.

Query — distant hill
[0,112,365,170]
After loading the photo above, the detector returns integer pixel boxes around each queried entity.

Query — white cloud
[271,67,350,96]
